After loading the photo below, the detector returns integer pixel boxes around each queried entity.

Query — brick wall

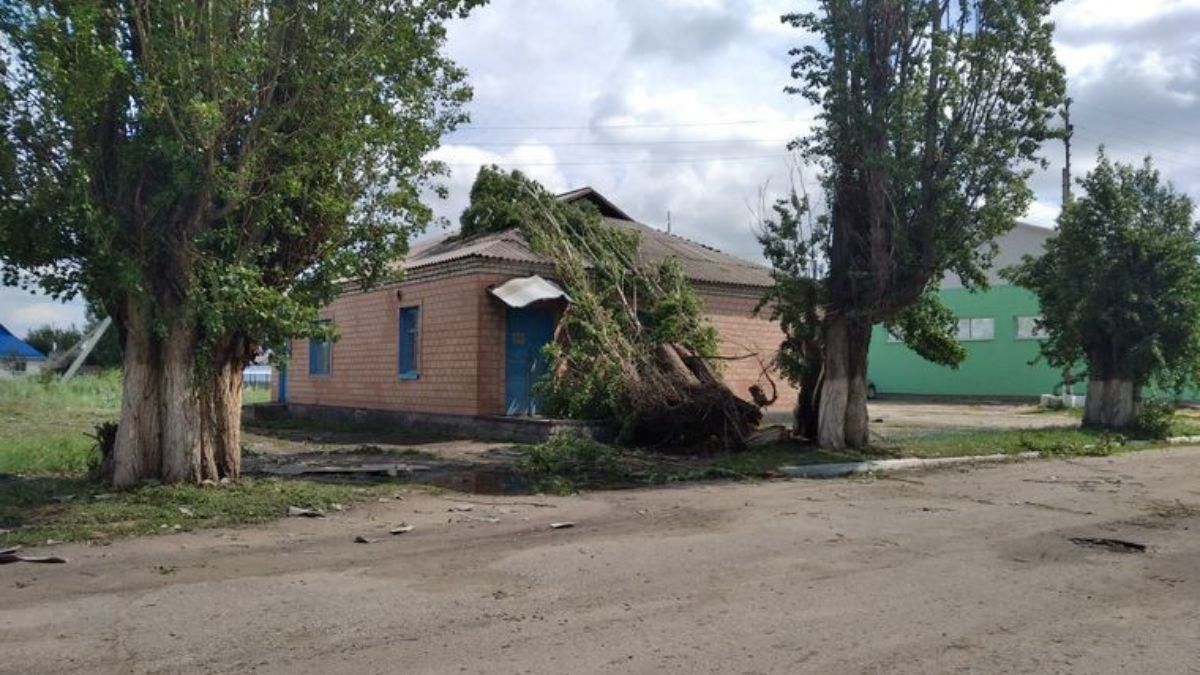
[701,289,799,415]
[279,273,798,419]
[281,272,512,417]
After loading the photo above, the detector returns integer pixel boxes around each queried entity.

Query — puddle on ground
[429,468,531,495]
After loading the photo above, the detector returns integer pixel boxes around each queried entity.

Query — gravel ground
[3,447,1199,674]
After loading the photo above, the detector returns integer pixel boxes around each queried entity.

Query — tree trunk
[109,309,245,487]
[793,357,823,441]
[112,302,161,487]
[817,315,871,449]
[1083,378,1137,430]
[200,353,245,480]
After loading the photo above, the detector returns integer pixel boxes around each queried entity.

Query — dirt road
[3,449,1200,674]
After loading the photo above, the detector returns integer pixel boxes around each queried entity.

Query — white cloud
[1055,0,1200,30]
[0,286,87,339]
[7,0,1200,324]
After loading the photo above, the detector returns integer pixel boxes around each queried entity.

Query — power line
[446,137,795,148]
[456,118,804,131]
[1073,129,1200,165]
[439,153,790,168]
[1086,105,1200,145]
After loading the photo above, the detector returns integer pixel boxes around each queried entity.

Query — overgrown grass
[0,372,403,547]
[0,476,397,547]
[0,371,122,475]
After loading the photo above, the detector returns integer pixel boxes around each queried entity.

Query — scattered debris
[353,535,374,544]
[450,504,475,512]
[443,497,554,509]
[457,515,501,524]
[746,425,789,448]
[92,493,116,501]
[330,503,345,512]
[0,547,67,565]
[287,506,326,518]
[178,507,195,517]
[550,522,575,529]
[51,494,76,504]
[1069,537,1147,553]
[389,525,415,535]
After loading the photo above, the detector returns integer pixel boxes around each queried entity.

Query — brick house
[275,188,797,439]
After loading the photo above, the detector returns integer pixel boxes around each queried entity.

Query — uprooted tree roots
[621,344,766,450]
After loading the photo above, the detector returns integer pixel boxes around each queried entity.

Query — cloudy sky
[4,0,1199,338]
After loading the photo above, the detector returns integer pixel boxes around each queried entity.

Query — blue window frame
[398,306,420,379]
[309,322,332,376]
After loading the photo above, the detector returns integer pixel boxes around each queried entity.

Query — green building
[868,223,1065,398]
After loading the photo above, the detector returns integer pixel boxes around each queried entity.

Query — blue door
[277,364,288,403]
[504,307,556,416]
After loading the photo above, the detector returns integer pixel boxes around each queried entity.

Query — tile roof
[403,190,773,289]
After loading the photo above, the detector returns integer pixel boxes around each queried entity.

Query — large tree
[0,0,482,485]
[785,0,1066,448]
[1006,153,1200,429]
[757,177,963,441]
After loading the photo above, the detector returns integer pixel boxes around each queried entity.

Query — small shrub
[517,430,623,492]
[1135,398,1175,440]
[88,421,118,480]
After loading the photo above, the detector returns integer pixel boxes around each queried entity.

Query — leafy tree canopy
[0,0,481,361]
[1006,152,1200,397]
[782,0,1066,447]
[0,0,483,484]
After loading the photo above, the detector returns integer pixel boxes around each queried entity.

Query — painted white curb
[779,451,1041,478]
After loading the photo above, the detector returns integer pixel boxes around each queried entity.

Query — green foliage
[756,185,828,387]
[786,1,1065,318]
[462,167,719,423]
[1005,153,1200,395]
[24,311,121,368]
[24,325,81,358]
[0,476,395,547]
[884,293,966,368]
[0,371,121,475]
[0,0,483,365]
[517,430,624,494]
[1135,399,1176,440]
[646,258,719,356]
[1021,431,1122,458]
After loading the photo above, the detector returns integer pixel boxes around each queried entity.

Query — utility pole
[1059,98,1076,400]
[1061,97,1074,207]
[666,210,672,234]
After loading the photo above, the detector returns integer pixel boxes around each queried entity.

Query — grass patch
[871,426,1121,458]
[0,372,408,547]
[0,475,396,547]
[243,386,273,405]
[0,371,121,475]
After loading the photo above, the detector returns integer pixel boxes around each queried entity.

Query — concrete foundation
[248,402,612,444]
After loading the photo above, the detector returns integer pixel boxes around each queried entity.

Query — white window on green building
[1015,315,1048,340]
[956,317,995,341]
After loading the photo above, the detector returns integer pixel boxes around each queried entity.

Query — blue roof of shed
[0,323,47,361]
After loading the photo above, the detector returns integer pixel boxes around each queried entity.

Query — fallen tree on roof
[462,166,772,450]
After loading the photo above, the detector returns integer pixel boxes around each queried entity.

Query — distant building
[0,323,48,378]
[867,223,1062,398]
